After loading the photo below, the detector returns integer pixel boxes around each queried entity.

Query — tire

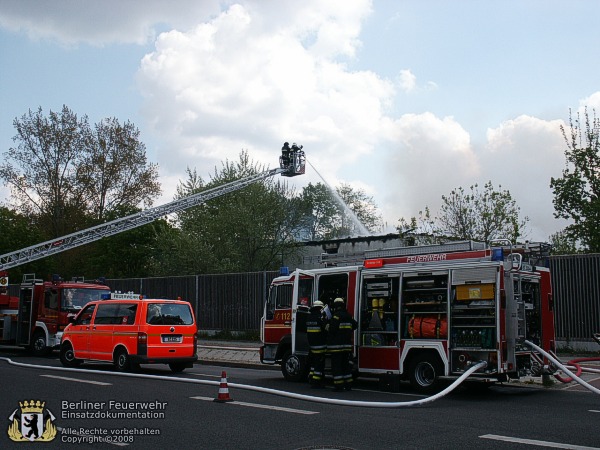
[281,350,308,382]
[31,330,51,357]
[59,342,82,367]
[169,363,186,373]
[114,348,132,372]
[409,354,444,394]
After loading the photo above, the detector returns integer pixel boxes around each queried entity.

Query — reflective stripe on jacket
[307,309,326,351]
[326,308,357,352]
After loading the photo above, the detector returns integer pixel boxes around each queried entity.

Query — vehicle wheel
[281,350,308,382]
[59,342,82,367]
[409,354,443,394]
[169,363,186,373]
[114,348,132,372]
[31,330,51,356]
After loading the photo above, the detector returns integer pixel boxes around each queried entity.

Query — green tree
[548,229,579,255]
[0,106,92,237]
[0,106,162,277]
[337,182,383,236]
[0,106,160,234]
[397,181,528,245]
[440,182,527,244]
[0,206,49,280]
[301,182,382,240]
[550,108,600,252]
[396,207,440,245]
[300,183,340,240]
[80,117,161,221]
[151,151,305,274]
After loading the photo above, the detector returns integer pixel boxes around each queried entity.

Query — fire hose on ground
[553,356,600,383]
[550,333,600,383]
[524,340,600,396]
[0,356,486,408]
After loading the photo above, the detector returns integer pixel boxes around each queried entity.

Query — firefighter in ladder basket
[307,300,327,388]
[280,141,305,176]
[327,297,357,391]
[281,142,291,167]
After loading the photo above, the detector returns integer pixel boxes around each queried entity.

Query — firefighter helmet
[334,297,345,305]
[313,300,324,308]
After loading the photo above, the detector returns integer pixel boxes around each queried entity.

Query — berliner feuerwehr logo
[7,400,57,442]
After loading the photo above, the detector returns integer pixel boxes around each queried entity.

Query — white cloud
[482,115,568,240]
[579,91,600,111]
[137,1,390,194]
[0,0,373,51]
[0,0,222,45]
[377,113,571,241]
[398,69,417,92]
[379,112,478,227]
[397,69,437,93]
[0,0,584,244]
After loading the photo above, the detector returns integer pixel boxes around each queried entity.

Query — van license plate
[162,335,182,343]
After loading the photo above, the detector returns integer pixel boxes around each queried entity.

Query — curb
[196,360,279,371]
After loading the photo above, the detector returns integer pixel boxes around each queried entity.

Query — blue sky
[2,0,599,242]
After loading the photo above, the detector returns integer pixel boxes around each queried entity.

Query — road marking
[199,345,259,351]
[40,374,112,386]
[563,376,600,390]
[590,410,600,413]
[480,434,600,449]
[190,396,319,415]
[186,372,222,378]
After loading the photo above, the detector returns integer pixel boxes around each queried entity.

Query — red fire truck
[260,241,556,392]
[0,271,110,356]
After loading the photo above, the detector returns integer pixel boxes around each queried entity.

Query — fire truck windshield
[62,288,108,312]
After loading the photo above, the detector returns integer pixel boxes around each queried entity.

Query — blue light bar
[279,266,289,276]
[491,247,504,261]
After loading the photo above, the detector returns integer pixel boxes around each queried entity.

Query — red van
[60,296,198,373]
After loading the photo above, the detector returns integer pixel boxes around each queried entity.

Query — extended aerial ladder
[0,146,306,270]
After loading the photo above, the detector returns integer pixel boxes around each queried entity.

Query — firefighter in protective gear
[306,300,327,388]
[327,297,357,391]
[281,142,291,167]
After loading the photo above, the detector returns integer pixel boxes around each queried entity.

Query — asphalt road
[1,349,599,450]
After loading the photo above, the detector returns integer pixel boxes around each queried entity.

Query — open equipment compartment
[449,266,499,374]
[360,276,399,347]
[401,271,449,341]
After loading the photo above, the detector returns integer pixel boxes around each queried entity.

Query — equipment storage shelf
[451,327,496,349]
[450,282,497,350]
[360,276,399,347]
[401,272,449,340]
[361,331,397,347]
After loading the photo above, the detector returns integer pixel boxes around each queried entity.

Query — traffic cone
[214,371,233,402]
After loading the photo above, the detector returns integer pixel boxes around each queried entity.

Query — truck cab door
[70,304,97,359]
[16,286,35,346]
[291,270,315,357]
